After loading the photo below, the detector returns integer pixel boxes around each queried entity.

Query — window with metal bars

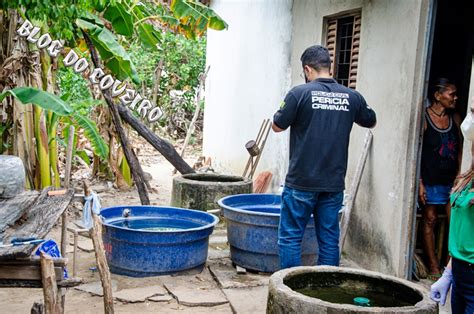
[325,13,361,89]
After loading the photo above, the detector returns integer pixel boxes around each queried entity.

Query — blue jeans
[278,186,343,269]
[452,257,474,313]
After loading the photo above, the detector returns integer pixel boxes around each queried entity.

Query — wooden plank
[253,171,273,193]
[0,264,63,281]
[0,256,68,267]
[61,125,75,257]
[0,277,83,288]
[84,182,114,314]
[40,252,62,314]
[0,190,40,236]
[0,188,74,259]
[339,130,373,253]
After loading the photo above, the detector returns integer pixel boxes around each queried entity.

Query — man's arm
[273,91,298,132]
[355,93,376,128]
[272,123,285,133]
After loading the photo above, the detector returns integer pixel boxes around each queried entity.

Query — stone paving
[72,225,269,313]
[67,223,446,313]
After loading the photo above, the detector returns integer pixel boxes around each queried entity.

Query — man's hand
[430,268,453,305]
[419,180,426,205]
[272,123,285,133]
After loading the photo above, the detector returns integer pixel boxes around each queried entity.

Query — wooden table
[0,187,83,313]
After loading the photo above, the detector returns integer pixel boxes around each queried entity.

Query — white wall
[204,0,432,278]
[204,0,293,188]
[291,0,432,277]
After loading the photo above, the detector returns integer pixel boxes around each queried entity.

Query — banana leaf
[76,18,140,84]
[0,87,73,116]
[171,0,228,32]
[70,112,109,160]
[104,3,134,36]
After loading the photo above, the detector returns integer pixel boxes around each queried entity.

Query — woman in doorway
[419,78,462,279]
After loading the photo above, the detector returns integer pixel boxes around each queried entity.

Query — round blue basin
[218,194,318,273]
[100,206,218,277]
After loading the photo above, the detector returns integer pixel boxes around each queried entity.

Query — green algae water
[295,286,414,307]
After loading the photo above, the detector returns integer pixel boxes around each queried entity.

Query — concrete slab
[161,268,228,307]
[208,259,270,289]
[77,239,94,252]
[164,286,228,307]
[223,286,268,314]
[148,294,173,302]
[209,235,228,244]
[208,247,230,260]
[161,267,216,288]
[114,285,167,303]
[75,280,118,296]
[160,303,233,313]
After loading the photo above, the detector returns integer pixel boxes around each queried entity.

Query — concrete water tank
[267,266,437,313]
[171,173,252,211]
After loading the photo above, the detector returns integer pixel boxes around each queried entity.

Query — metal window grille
[326,13,361,89]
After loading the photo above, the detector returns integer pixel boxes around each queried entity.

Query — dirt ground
[0,140,451,313]
[0,144,258,313]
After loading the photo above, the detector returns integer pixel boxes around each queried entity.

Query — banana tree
[1,0,227,193]
[0,87,108,188]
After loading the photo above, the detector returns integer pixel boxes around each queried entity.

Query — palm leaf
[70,112,109,159]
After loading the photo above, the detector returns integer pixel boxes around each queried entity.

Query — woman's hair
[428,78,455,104]
[452,169,473,193]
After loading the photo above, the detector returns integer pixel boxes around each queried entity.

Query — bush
[130,32,206,140]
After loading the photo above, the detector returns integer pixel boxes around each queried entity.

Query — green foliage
[77,17,141,84]
[70,111,109,160]
[0,87,73,116]
[57,66,93,103]
[170,0,228,39]
[104,3,134,36]
[129,31,206,136]
[3,0,226,85]
[1,0,109,44]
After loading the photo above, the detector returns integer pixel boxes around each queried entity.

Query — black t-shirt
[273,78,376,192]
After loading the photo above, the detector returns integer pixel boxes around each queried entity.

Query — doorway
[411,0,474,280]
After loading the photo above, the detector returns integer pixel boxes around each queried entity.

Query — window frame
[323,10,362,89]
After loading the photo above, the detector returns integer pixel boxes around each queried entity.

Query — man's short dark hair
[300,45,331,72]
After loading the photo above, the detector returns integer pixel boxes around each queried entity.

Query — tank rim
[100,205,219,233]
[269,266,437,312]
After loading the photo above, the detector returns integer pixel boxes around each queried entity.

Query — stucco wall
[203,0,293,187]
[204,0,432,277]
[291,0,432,277]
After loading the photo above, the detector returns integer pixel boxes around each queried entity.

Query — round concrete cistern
[171,173,252,211]
[267,266,437,313]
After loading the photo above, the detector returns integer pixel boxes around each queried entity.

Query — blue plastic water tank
[218,194,318,272]
[100,206,218,277]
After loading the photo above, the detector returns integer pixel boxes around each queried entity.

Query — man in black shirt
[272,45,376,268]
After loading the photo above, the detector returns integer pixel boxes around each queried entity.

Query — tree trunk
[83,31,150,205]
[0,10,36,188]
[116,104,195,175]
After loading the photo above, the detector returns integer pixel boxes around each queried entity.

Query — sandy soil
[0,141,229,313]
